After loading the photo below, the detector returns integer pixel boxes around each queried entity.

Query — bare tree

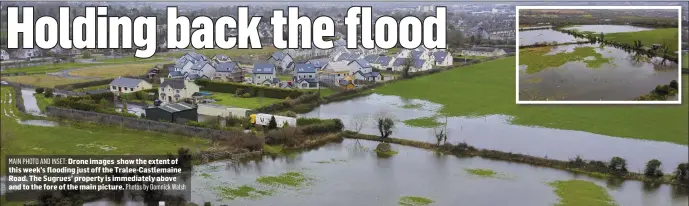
[433,116,449,146]
[350,114,370,133]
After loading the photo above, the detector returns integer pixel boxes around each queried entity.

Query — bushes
[296,117,327,126]
[195,79,303,99]
[675,163,689,182]
[54,78,115,90]
[300,119,343,135]
[645,159,664,178]
[608,156,628,176]
[35,88,45,94]
[44,88,54,98]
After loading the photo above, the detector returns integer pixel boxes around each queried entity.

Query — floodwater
[299,94,688,172]
[20,89,43,116]
[3,140,687,205]
[185,140,687,206]
[19,119,58,127]
[562,25,655,33]
[519,29,588,46]
[519,43,679,101]
[115,103,145,116]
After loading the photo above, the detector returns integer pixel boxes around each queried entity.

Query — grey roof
[433,51,449,63]
[271,51,287,61]
[186,74,202,80]
[216,62,239,72]
[349,59,372,68]
[186,52,207,62]
[191,61,209,71]
[411,51,424,59]
[364,55,379,62]
[335,53,351,61]
[306,58,329,68]
[365,72,381,78]
[334,39,347,47]
[412,59,426,68]
[155,102,196,113]
[392,58,408,66]
[109,77,146,88]
[253,63,275,74]
[260,78,280,84]
[160,79,186,89]
[175,57,190,69]
[346,54,361,61]
[339,79,351,86]
[168,71,183,77]
[298,78,318,83]
[295,64,316,73]
[375,56,393,65]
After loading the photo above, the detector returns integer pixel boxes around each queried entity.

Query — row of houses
[168,52,245,82]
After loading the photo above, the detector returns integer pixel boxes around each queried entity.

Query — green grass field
[595,28,679,54]
[68,62,164,78]
[548,180,617,206]
[33,93,53,112]
[683,52,687,69]
[375,57,689,145]
[0,87,212,175]
[209,92,283,109]
[1,62,93,74]
[2,75,94,88]
[519,46,612,74]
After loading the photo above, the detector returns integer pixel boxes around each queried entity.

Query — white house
[352,70,382,82]
[252,63,278,86]
[296,78,319,89]
[390,58,432,72]
[12,49,41,59]
[432,51,453,67]
[322,61,353,82]
[372,56,395,70]
[158,78,200,103]
[0,50,9,60]
[294,64,318,81]
[461,47,507,57]
[109,77,153,94]
[268,51,294,71]
[188,61,215,79]
[306,58,330,70]
[347,59,373,74]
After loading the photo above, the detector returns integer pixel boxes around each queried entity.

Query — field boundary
[342,132,688,187]
[45,106,263,150]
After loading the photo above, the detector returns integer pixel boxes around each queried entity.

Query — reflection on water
[300,94,688,172]
[562,25,655,33]
[19,120,58,127]
[519,29,588,46]
[21,89,43,116]
[115,103,145,116]
[187,140,687,206]
[519,44,678,101]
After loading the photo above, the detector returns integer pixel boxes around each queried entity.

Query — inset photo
[517,6,682,104]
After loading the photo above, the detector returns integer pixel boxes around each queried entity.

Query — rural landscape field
[1,2,689,206]
[518,8,681,101]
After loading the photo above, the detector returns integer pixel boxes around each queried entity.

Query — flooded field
[562,25,655,33]
[519,29,588,46]
[300,94,688,172]
[185,140,686,205]
[519,43,678,101]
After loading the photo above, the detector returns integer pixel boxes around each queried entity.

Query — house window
[130,88,134,91]
[176,90,180,93]
[112,86,116,90]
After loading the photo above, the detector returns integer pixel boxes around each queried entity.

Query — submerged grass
[398,196,435,206]
[400,103,423,109]
[465,168,498,178]
[313,158,348,164]
[263,144,285,155]
[519,46,612,74]
[548,180,618,206]
[256,172,309,187]
[374,57,689,145]
[593,28,679,54]
[403,117,440,128]
[214,185,274,200]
